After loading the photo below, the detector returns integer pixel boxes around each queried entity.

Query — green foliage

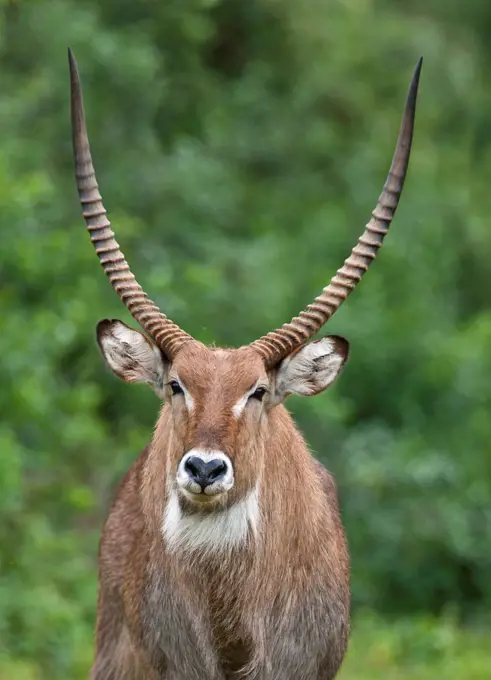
[1,0,490,677]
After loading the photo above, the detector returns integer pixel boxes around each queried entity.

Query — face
[164,342,270,509]
[96,319,349,510]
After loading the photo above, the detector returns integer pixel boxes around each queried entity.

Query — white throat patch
[162,485,261,554]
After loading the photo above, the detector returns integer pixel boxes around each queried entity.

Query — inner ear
[96,319,168,397]
[271,335,349,403]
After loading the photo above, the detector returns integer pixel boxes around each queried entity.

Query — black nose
[184,456,228,490]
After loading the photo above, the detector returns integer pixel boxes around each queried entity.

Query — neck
[260,407,326,548]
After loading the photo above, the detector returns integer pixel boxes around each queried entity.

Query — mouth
[180,488,219,504]
[178,488,230,511]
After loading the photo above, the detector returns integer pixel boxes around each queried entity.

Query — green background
[1,0,490,677]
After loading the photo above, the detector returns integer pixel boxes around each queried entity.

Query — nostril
[207,460,227,481]
[184,456,206,482]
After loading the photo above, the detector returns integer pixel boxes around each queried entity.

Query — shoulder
[98,445,151,584]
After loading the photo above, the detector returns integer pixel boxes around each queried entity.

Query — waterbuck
[68,49,422,680]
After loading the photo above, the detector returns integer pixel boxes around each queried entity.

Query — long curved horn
[250,58,423,368]
[68,48,194,359]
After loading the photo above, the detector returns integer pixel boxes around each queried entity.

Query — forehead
[172,344,267,394]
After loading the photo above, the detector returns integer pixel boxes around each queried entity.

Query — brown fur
[91,342,350,680]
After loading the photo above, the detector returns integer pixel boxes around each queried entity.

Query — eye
[168,380,184,396]
[250,386,267,402]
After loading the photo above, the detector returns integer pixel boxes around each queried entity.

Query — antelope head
[69,50,421,517]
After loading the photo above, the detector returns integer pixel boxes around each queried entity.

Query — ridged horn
[68,48,194,358]
[250,58,423,368]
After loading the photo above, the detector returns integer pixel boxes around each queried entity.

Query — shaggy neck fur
[162,483,261,554]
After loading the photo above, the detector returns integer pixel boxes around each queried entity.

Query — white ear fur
[272,336,349,403]
[96,319,167,398]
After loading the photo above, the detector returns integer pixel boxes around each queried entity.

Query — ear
[96,319,168,398]
[272,336,349,404]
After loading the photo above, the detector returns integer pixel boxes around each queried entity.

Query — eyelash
[250,386,267,402]
[168,380,184,396]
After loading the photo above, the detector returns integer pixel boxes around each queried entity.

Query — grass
[339,612,490,679]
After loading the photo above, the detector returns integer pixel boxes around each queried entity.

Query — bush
[1,0,491,676]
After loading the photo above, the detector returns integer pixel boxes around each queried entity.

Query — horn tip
[68,48,83,92]
[68,46,84,136]
[403,56,423,122]
[68,46,76,69]
[413,56,423,81]
[410,56,423,95]
[68,47,80,89]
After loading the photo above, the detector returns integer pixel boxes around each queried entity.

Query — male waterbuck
[68,49,422,680]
